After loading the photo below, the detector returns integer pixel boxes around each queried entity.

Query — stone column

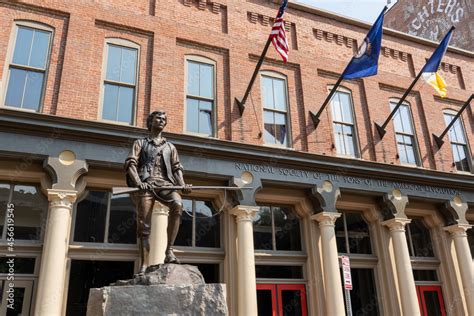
[444,224,474,314]
[230,205,259,316]
[383,218,420,316]
[34,190,77,316]
[149,202,169,265]
[311,212,345,316]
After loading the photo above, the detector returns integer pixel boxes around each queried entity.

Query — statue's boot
[164,211,181,264]
[138,237,150,274]
[164,247,180,264]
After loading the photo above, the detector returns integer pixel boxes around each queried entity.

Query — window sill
[262,143,294,150]
[183,131,216,139]
[98,118,135,127]
[2,105,40,113]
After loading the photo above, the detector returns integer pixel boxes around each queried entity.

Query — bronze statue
[125,110,191,273]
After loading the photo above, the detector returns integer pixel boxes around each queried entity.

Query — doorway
[257,284,307,316]
[416,285,446,316]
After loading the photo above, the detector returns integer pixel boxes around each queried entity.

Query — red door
[416,285,446,316]
[257,284,307,316]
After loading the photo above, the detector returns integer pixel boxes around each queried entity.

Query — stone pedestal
[87,264,228,316]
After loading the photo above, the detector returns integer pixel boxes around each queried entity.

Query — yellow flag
[422,71,447,98]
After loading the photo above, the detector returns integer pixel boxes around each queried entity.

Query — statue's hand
[182,184,192,194]
[138,182,153,191]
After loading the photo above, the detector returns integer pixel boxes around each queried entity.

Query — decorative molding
[247,11,291,31]
[230,205,259,222]
[313,28,355,49]
[47,189,77,209]
[381,46,409,62]
[382,217,412,232]
[182,0,224,15]
[444,223,472,238]
[153,202,170,216]
[311,211,341,227]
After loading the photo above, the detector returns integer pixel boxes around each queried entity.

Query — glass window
[391,102,420,166]
[261,75,290,147]
[175,199,220,248]
[335,212,372,254]
[406,218,434,257]
[0,257,35,274]
[0,183,47,241]
[466,223,473,259]
[341,268,379,315]
[102,43,138,124]
[331,91,358,157]
[255,265,303,279]
[253,206,301,251]
[413,269,438,281]
[443,111,472,172]
[73,191,136,244]
[4,25,51,111]
[185,59,215,136]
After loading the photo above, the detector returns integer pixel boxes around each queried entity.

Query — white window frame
[183,55,217,137]
[389,99,422,167]
[328,86,360,158]
[443,109,473,173]
[98,38,140,126]
[260,71,292,148]
[1,20,54,112]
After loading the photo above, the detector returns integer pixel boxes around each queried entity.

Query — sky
[294,0,397,23]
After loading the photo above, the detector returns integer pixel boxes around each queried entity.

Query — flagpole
[374,70,424,138]
[309,73,346,128]
[433,94,473,148]
[235,37,273,115]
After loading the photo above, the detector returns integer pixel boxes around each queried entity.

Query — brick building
[0,0,472,315]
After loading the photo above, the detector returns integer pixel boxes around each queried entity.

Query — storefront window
[253,206,301,251]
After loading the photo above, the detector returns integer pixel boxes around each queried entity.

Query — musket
[112,186,253,195]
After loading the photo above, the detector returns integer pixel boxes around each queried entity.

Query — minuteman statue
[125,110,191,274]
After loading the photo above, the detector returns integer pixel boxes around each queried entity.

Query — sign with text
[341,256,352,290]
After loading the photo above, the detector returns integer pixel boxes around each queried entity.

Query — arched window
[184,55,216,136]
[260,71,290,147]
[443,110,472,172]
[3,21,53,112]
[330,87,359,157]
[390,100,420,166]
[100,38,139,125]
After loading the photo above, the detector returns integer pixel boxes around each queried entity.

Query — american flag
[270,0,289,62]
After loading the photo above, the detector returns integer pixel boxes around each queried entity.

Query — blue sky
[294,0,397,23]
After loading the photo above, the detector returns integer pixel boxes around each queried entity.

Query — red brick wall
[0,0,472,174]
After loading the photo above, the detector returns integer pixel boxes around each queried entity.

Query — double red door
[256,284,307,316]
[416,285,446,316]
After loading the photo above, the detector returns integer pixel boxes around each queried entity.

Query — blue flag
[421,27,454,73]
[341,7,386,79]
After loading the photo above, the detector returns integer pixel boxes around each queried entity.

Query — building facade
[0,0,473,315]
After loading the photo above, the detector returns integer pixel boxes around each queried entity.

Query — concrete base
[87,284,228,316]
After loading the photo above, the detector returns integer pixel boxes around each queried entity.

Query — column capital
[382,217,411,232]
[444,223,472,238]
[47,189,77,208]
[230,205,259,222]
[153,201,169,216]
[311,212,341,227]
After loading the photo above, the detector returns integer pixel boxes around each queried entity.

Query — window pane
[12,27,33,66]
[344,268,379,315]
[253,206,273,250]
[281,289,305,316]
[392,109,403,133]
[189,263,219,283]
[274,112,287,146]
[120,47,137,84]
[409,218,434,257]
[343,125,355,157]
[257,289,274,316]
[400,105,413,134]
[5,68,27,108]
[11,185,46,240]
[102,84,119,121]
[413,269,438,281]
[186,98,199,133]
[108,194,136,244]
[272,78,286,111]
[255,265,303,279]
[339,92,353,124]
[199,63,213,98]
[198,100,213,136]
[117,86,134,124]
[423,290,443,316]
[22,71,44,111]
[106,45,122,82]
[175,199,193,246]
[66,260,134,315]
[467,226,474,259]
[195,201,220,248]
[454,145,470,172]
[331,93,343,122]
[333,124,345,155]
[335,214,346,253]
[405,143,416,165]
[187,61,200,96]
[0,257,35,274]
[452,120,466,144]
[273,207,301,251]
[263,111,276,144]
[0,183,10,237]
[345,213,372,254]
[261,77,274,109]
[74,191,108,243]
[30,29,50,69]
